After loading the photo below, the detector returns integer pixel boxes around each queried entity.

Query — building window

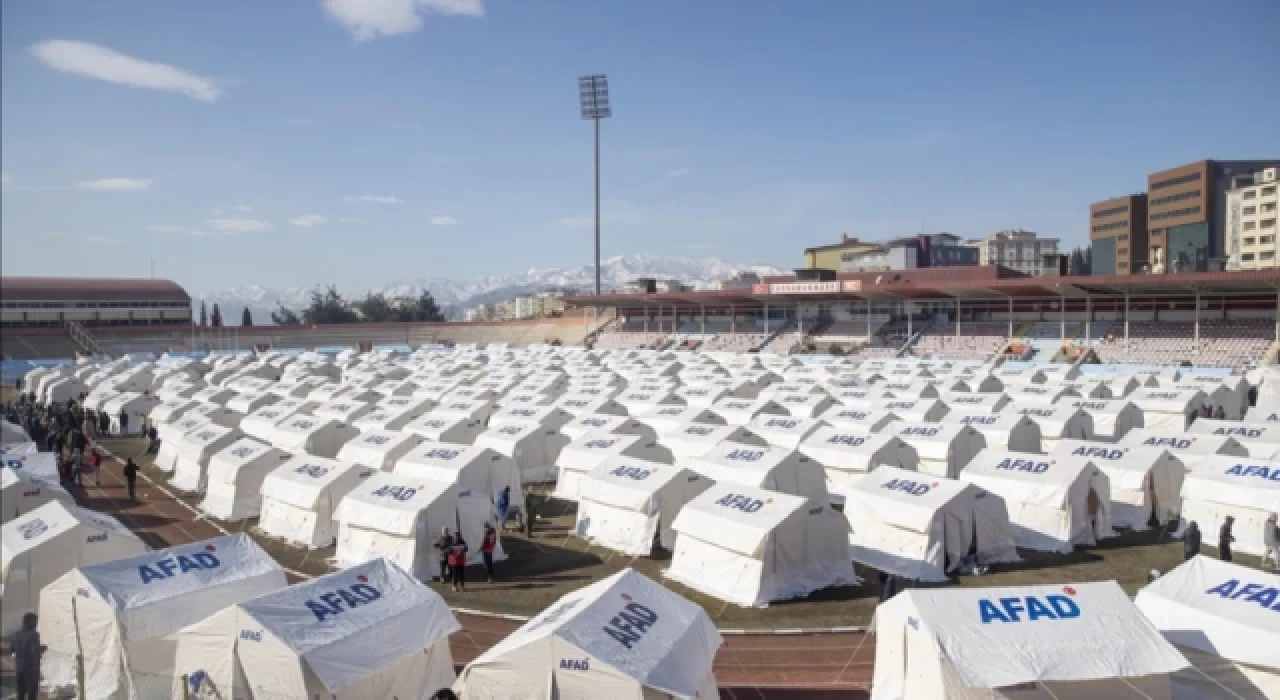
[1243,190,1257,200]
[1263,203,1277,213]
[1150,206,1201,221]
[1118,262,1128,270]
[1118,248,1128,254]
[1118,235,1129,241]
[1263,186,1277,196]
[1150,171,1202,190]
[1263,251,1276,260]
[1262,235,1275,244]
[1091,220,1129,233]
[1244,222,1257,231]
[1092,205,1128,218]
[1243,206,1257,216]
[1242,253,1256,261]
[1244,237,1256,246]
[1262,219,1277,229]
[1150,189,1201,207]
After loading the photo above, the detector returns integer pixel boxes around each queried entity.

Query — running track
[77,450,875,699]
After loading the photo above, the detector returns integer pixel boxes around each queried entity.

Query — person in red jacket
[481,523,498,583]
[447,536,469,592]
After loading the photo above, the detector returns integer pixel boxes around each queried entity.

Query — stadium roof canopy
[0,277,191,303]
[565,267,1280,308]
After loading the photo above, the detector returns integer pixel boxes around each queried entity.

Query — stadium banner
[842,279,863,292]
[769,281,842,294]
[751,284,771,294]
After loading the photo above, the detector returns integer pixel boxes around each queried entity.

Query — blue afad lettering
[138,551,222,583]
[602,602,659,649]
[882,478,929,496]
[901,427,938,437]
[610,466,651,480]
[372,484,417,501]
[305,583,383,621]
[725,449,764,461]
[1071,447,1124,460]
[1224,464,1280,481]
[1143,437,1191,449]
[962,416,996,425]
[979,595,1081,623]
[1205,579,1280,611]
[996,458,1050,474]
[715,493,765,513]
[827,434,866,447]
[559,659,590,671]
[1214,427,1262,438]
[239,629,262,642]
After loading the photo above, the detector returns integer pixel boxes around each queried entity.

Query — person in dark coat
[1183,521,1201,560]
[1219,516,1236,562]
[118,408,129,435]
[435,527,454,583]
[9,612,46,700]
[99,410,110,435]
[123,457,140,502]
[481,523,498,583]
[448,536,469,592]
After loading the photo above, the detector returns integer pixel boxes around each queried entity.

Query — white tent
[268,415,360,458]
[890,422,987,479]
[675,384,729,409]
[940,391,1009,413]
[942,411,1042,453]
[1065,399,1144,441]
[404,413,486,445]
[633,405,726,437]
[1132,389,1207,430]
[554,393,628,417]
[39,534,287,700]
[353,404,428,433]
[1188,419,1280,456]
[171,424,244,493]
[488,405,576,432]
[558,413,657,443]
[394,443,523,505]
[1052,439,1184,530]
[1,466,71,523]
[878,380,939,399]
[773,392,836,418]
[336,429,424,471]
[1008,384,1078,407]
[312,398,376,424]
[1119,430,1249,473]
[659,422,769,463]
[666,482,856,607]
[819,405,902,433]
[259,456,374,547]
[553,432,675,502]
[456,568,721,699]
[798,427,919,492]
[690,443,829,502]
[103,392,162,435]
[841,466,1019,582]
[1015,406,1095,453]
[1177,455,1280,557]
[239,398,314,443]
[172,558,459,700]
[0,502,145,635]
[223,390,279,416]
[334,472,504,579]
[871,581,1188,700]
[748,414,827,450]
[0,420,30,446]
[1135,556,1280,700]
[155,415,215,472]
[431,397,497,425]
[960,449,1115,553]
[0,451,60,483]
[875,398,949,423]
[200,438,292,521]
[573,457,711,556]
[1173,382,1244,420]
[189,386,236,406]
[709,396,788,426]
[474,420,571,484]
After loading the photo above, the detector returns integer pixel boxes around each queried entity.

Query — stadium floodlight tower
[579,74,612,295]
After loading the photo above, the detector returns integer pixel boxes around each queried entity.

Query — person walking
[435,527,454,583]
[496,486,510,531]
[118,408,129,436]
[123,457,139,502]
[448,536,469,592]
[87,448,103,487]
[146,423,159,454]
[1263,513,1279,569]
[481,523,497,583]
[98,410,110,436]
[1219,516,1236,562]
[1183,521,1201,561]
[9,613,46,700]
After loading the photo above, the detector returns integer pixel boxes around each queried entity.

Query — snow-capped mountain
[196,254,784,322]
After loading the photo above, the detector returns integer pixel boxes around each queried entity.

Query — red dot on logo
[765,498,773,503]
[205,545,217,552]
[1063,586,1077,596]
[932,483,939,488]
[620,593,632,601]
[357,574,368,583]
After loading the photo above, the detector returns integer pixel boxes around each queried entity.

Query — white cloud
[290,214,329,227]
[31,39,221,102]
[430,215,457,226]
[323,0,484,41]
[148,224,188,234]
[667,168,688,178]
[86,234,120,244]
[346,195,401,204]
[76,177,152,191]
[234,204,253,212]
[207,218,273,234]
[1,172,10,185]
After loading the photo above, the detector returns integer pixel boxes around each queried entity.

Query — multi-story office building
[1089,195,1148,275]
[1225,167,1280,270]
[803,235,881,270]
[838,234,978,272]
[968,230,1060,276]
[1146,159,1280,273]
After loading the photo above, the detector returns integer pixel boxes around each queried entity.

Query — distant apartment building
[967,230,1060,276]
[715,271,762,291]
[803,235,881,270]
[1225,167,1280,270]
[463,291,564,322]
[838,234,978,272]
[1089,195,1148,275]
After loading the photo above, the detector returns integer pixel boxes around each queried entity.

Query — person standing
[1263,513,1279,569]
[1183,521,1201,561]
[9,612,46,700]
[1219,516,1236,562]
[481,523,497,583]
[123,457,139,502]
[449,536,469,592]
[496,486,510,531]
[98,410,110,436]
[435,527,454,583]
[523,490,535,538]
[146,423,159,454]
[87,448,103,487]
[118,408,129,436]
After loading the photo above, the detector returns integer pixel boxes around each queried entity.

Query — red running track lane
[80,452,874,699]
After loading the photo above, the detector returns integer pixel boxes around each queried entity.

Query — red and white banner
[769,281,842,294]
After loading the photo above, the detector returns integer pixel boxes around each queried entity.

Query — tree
[199,300,208,327]
[241,306,253,326]
[358,293,395,323]
[271,303,301,325]
[411,290,446,322]
[1082,245,1092,275]
[302,285,358,324]
[210,303,224,327]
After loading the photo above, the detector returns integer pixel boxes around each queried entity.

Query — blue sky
[2,0,1278,295]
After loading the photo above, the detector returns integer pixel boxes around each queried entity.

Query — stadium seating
[1091,319,1273,367]
[910,322,1009,360]
[845,320,912,358]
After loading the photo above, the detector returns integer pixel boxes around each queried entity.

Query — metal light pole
[579,74,611,295]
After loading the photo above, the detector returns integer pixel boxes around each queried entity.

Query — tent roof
[844,466,972,533]
[960,450,1091,508]
[885,580,1188,688]
[262,456,367,509]
[580,457,691,510]
[468,568,721,698]
[1182,455,1280,512]
[334,472,454,535]
[670,482,805,556]
[1,500,137,556]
